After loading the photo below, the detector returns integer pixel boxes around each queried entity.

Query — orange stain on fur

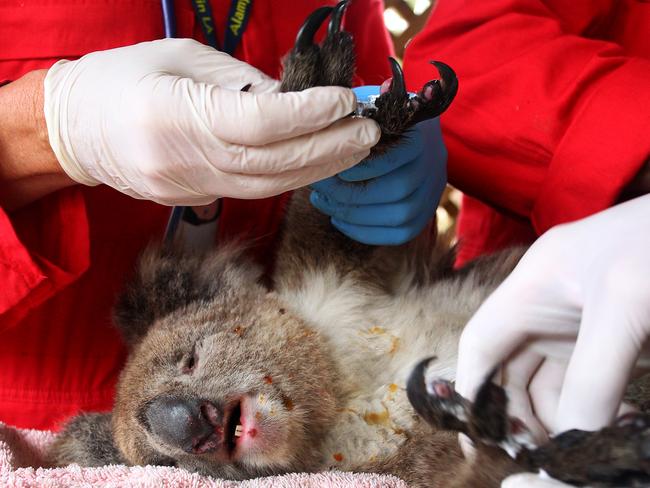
[263,375,273,384]
[364,409,390,426]
[333,453,344,462]
[389,337,400,355]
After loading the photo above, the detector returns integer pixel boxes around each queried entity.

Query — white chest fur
[278,265,490,470]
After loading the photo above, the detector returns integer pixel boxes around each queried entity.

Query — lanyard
[190,0,254,55]
[162,0,254,246]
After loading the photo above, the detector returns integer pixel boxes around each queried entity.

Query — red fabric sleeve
[0,213,45,313]
[0,0,196,329]
[346,0,395,86]
[0,188,90,328]
[404,0,650,233]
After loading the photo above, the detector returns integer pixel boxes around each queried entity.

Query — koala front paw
[280,1,458,147]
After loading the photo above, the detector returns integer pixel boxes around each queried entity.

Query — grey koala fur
[48,188,526,487]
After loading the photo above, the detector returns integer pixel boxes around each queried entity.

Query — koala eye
[181,347,199,375]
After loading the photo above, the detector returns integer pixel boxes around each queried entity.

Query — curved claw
[295,6,333,53]
[388,57,407,97]
[328,1,349,37]
[406,357,435,422]
[430,60,458,113]
[406,357,470,433]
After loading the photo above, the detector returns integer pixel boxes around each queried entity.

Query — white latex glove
[44,39,380,205]
[456,194,650,441]
[502,473,579,488]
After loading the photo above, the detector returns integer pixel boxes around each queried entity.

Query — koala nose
[145,397,222,453]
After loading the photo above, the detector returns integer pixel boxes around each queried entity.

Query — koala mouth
[192,400,242,457]
[224,401,243,455]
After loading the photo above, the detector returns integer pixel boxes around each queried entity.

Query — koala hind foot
[281,2,354,91]
[407,357,650,487]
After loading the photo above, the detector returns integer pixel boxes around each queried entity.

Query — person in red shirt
[0,0,416,431]
[404,0,650,267]
[404,3,650,486]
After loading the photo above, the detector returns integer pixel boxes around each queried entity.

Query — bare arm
[0,70,75,210]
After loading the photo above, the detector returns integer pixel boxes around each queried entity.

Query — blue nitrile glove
[309,85,447,246]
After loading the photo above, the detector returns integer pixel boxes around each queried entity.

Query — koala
[49,196,527,486]
[48,2,650,487]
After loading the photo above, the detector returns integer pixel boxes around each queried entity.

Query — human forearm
[0,70,75,210]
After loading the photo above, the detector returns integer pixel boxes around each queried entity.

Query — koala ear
[114,244,262,346]
[48,413,123,467]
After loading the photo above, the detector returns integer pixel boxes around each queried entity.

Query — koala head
[110,245,339,479]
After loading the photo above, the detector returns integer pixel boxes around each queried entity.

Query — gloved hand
[456,194,650,442]
[43,39,380,205]
[309,85,447,246]
[501,473,576,488]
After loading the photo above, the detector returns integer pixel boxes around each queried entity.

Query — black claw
[406,357,470,434]
[406,357,436,421]
[295,6,333,53]
[388,57,407,97]
[328,1,349,37]
[430,60,458,112]
[407,60,458,124]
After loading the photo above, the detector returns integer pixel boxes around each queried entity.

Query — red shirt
[404,0,650,266]
[0,0,393,430]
